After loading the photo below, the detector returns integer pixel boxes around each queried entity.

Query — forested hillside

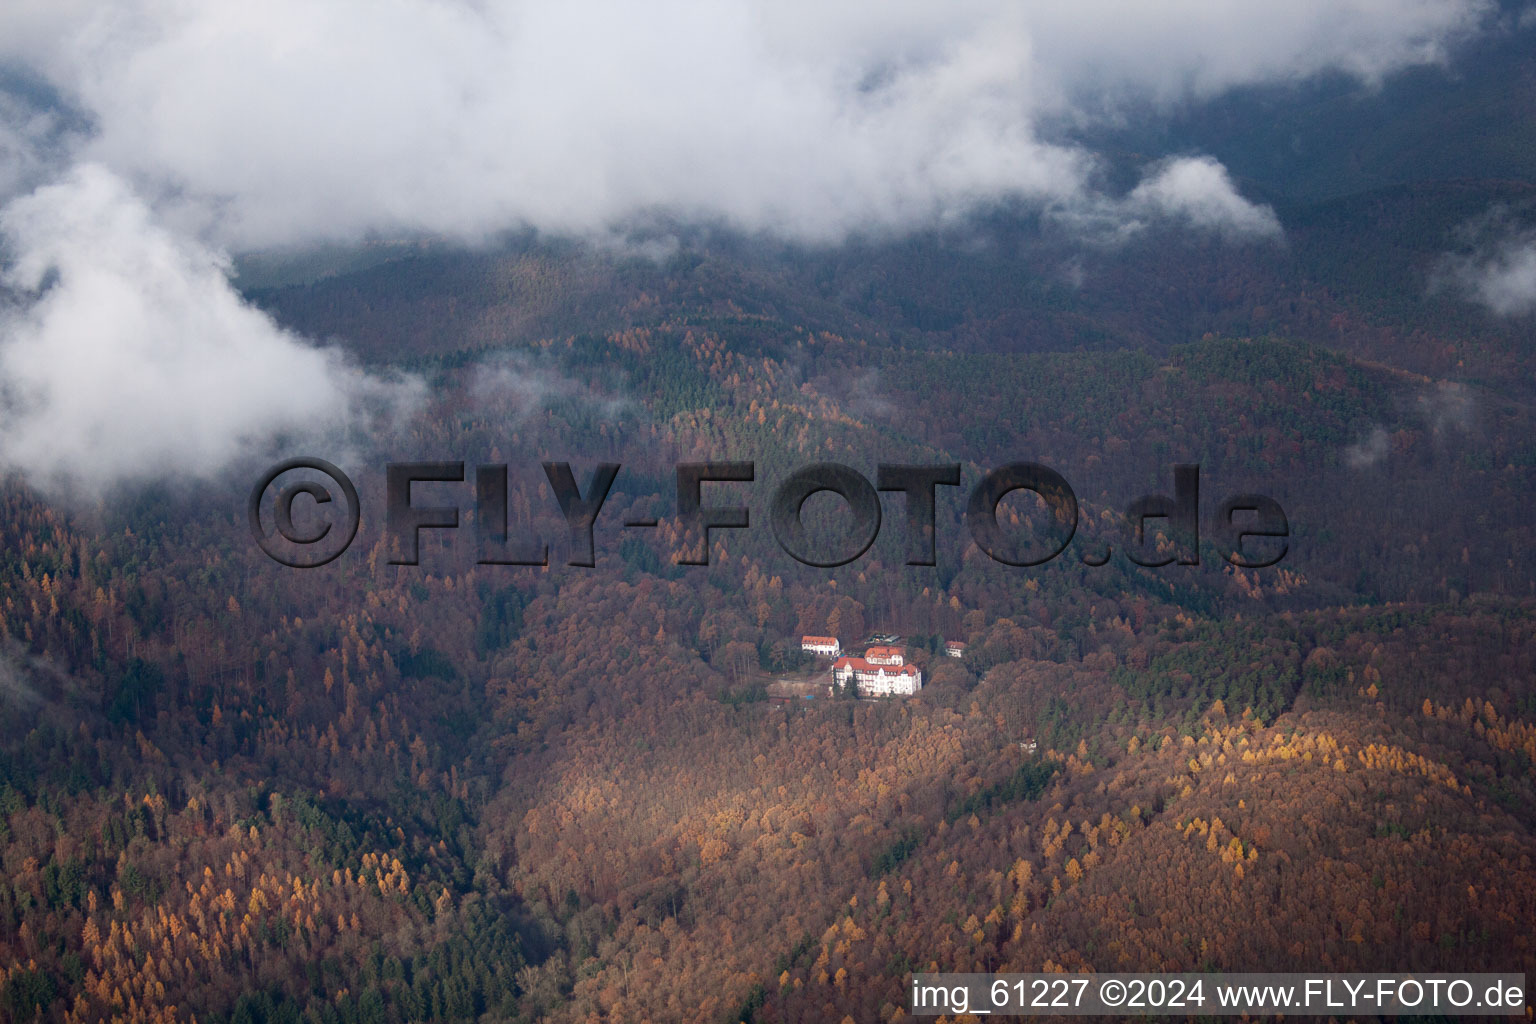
[1,157,1534,1022]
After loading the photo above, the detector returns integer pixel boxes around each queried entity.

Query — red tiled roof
[834,657,919,675]
[802,635,839,645]
[865,645,903,660]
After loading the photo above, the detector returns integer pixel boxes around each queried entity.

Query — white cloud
[0,0,1497,490]
[1344,426,1392,469]
[1044,156,1281,243]
[1476,243,1536,314]
[0,89,71,201]
[0,0,1492,247]
[1454,238,1536,316]
[1438,208,1536,316]
[0,165,421,494]
[1016,0,1487,108]
[1126,157,1281,239]
[471,352,629,424]
[1418,380,1475,435]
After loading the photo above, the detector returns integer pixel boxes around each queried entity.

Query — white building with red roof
[801,635,841,657]
[864,645,904,666]
[830,657,922,697]
[945,640,967,658]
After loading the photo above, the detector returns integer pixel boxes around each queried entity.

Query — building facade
[801,635,841,657]
[830,657,923,697]
[864,645,904,666]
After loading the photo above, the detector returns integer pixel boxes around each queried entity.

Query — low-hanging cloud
[1344,426,1393,469]
[1444,233,1536,317]
[1127,157,1282,239]
[0,0,1496,492]
[472,352,630,424]
[1417,380,1476,436]
[1052,156,1283,244]
[0,165,421,494]
[0,0,1492,247]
